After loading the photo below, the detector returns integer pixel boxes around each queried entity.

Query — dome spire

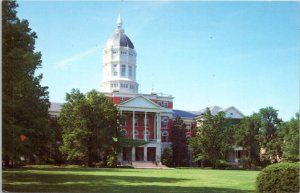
[115,13,124,34]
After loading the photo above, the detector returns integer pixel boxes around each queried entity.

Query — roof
[173,109,198,119]
[49,102,63,113]
[197,105,245,119]
[107,33,134,49]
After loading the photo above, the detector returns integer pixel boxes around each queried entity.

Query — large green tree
[234,114,261,168]
[258,107,282,163]
[2,0,51,167]
[171,116,188,167]
[280,113,299,162]
[189,108,233,168]
[59,89,123,167]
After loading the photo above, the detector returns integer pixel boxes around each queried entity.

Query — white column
[144,112,147,141]
[132,147,135,161]
[154,113,157,141]
[156,145,161,162]
[157,113,161,142]
[144,146,147,161]
[156,113,159,140]
[132,111,135,139]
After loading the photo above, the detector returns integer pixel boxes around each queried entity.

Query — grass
[3,165,260,192]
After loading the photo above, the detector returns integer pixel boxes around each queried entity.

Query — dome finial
[115,13,124,34]
[117,13,122,27]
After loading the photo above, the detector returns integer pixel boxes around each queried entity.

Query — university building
[49,15,246,166]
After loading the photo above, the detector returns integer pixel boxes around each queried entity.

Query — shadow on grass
[3,169,255,193]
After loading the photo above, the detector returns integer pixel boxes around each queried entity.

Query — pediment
[223,106,245,119]
[118,95,162,111]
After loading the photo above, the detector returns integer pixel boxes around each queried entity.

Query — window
[163,101,168,108]
[121,64,126,77]
[162,131,168,143]
[162,117,169,128]
[129,66,132,78]
[112,64,118,76]
[144,130,150,141]
[134,130,139,139]
[134,116,139,126]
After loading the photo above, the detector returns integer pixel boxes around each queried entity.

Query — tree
[171,117,189,167]
[189,108,233,168]
[2,0,51,167]
[58,89,123,167]
[280,113,299,162]
[258,107,282,163]
[234,114,261,168]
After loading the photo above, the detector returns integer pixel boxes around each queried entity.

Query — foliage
[189,108,234,168]
[234,114,261,168]
[171,117,189,166]
[49,117,64,164]
[58,89,123,167]
[215,160,230,169]
[161,148,172,167]
[256,162,299,193]
[280,113,300,162]
[2,0,51,167]
[258,107,282,163]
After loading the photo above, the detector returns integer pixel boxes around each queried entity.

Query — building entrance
[135,147,144,161]
[123,147,132,161]
[147,147,156,161]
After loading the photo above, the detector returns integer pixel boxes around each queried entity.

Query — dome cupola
[106,14,134,49]
[101,14,139,94]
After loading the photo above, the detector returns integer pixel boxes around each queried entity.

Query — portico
[118,95,165,162]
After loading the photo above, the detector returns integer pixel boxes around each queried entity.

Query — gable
[118,95,162,111]
[223,107,244,119]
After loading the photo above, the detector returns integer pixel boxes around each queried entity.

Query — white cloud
[54,46,100,70]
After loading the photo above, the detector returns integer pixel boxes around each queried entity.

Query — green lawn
[3,165,259,192]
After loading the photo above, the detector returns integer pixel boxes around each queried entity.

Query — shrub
[106,154,117,168]
[161,148,172,167]
[256,162,299,193]
[215,159,230,169]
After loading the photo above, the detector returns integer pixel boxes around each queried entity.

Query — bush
[106,154,117,168]
[215,159,230,169]
[161,148,172,167]
[256,162,299,193]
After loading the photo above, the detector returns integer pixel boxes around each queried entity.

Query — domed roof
[106,14,134,49]
[107,33,134,49]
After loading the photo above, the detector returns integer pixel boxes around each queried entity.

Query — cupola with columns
[101,14,139,94]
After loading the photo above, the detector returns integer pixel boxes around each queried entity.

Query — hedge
[256,162,299,193]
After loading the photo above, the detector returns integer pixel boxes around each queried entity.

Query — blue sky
[17,1,299,121]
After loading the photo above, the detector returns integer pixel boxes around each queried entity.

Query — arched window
[144,130,150,141]
[162,117,169,128]
[162,131,169,143]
